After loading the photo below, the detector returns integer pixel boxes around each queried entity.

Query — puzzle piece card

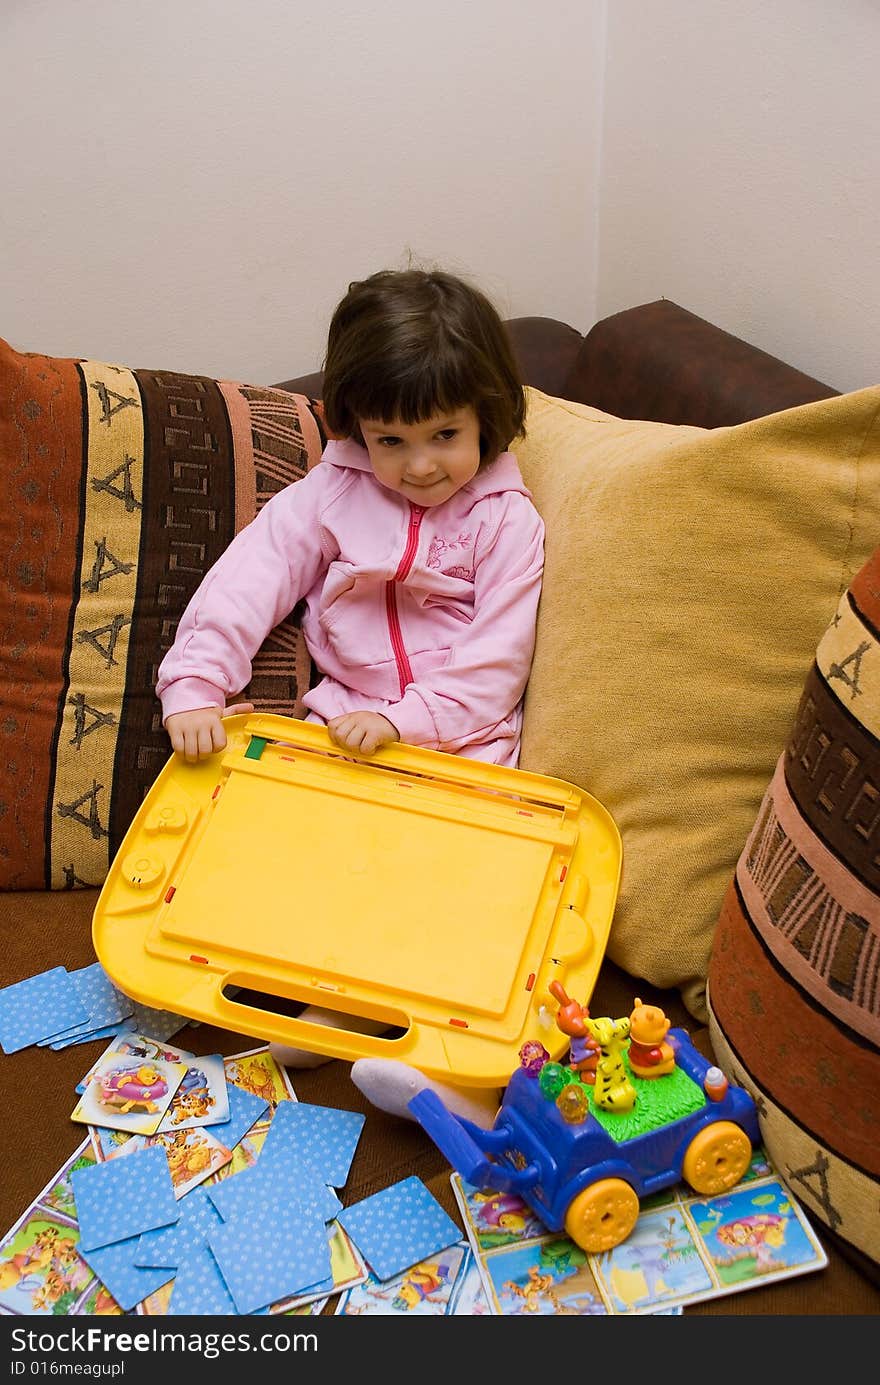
[682,1176,828,1295]
[258,1099,365,1188]
[0,966,89,1053]
[51,1020,135,1052]
[447,1245,493,1315]
[155,1053,230,1132]
[335,1239,468,1315]
[206,1158,341,1226]
[135,1186,222,1271]
[208,1201,331,1315]
[337,1176,461,1282]
[479,1233,608,1315]
[452,1175,549,1250]
[77,1235,174,1313]
[38,963,133,1046]
[29,1142,96,1225]
[71,1143,179,1251]
[148,1126,233,1198]
[72,1052,188,1135]
[205,1080,269,1149]
[222,1047,297,1105]
[0,1209,94,1316]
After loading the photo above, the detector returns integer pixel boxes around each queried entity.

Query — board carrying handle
[213,976,418,1065]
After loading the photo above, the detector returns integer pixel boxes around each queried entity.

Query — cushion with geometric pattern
[0,336,323,890]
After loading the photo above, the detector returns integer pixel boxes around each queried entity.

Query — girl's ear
[313,399,344,441]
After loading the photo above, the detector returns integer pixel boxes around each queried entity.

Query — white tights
[269,1007,500,1125]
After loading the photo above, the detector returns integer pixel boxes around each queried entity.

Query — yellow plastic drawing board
[92,715,622,1086]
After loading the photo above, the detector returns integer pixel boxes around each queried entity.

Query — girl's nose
[407,452,434,476]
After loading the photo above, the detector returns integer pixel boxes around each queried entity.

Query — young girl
[156,267,544,1122]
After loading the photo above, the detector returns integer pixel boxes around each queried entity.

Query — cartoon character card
[447,1247,492,1315]
[155,1054,230,1132]
[0,1210,95,1316]
[71,1051,188,1135]
[222,1048,297,1105]
[480,1234,608,1315]
[452,1167,827,1315]
[75,1032,195,1096]
[453,1178,549,1250]
[335,1240,469,1315]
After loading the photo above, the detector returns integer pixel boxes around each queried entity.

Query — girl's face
[358,406,482,506]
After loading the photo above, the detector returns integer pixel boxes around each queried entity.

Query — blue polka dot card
[50,1019,134,1052]
[38,962,133,1047]
[0,966,89,1054]
[135,1187,219,1266]
[338,1176,461,1282]
[167,1242,239,1316]
[204,1080,269,1149]
[206,1158,342,1226]
[258,1099,365,1189]
[208,1201,331,1314]
[78,1234,174,1312]
[71,1144,179,1252]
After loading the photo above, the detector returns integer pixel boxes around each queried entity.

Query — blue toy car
[409,1023,760,1253]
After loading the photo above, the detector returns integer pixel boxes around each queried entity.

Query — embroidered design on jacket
[427,532,474,580]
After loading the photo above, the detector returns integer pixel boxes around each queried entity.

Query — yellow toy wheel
[564,1178,640,1253]
[682,1121,752,1195]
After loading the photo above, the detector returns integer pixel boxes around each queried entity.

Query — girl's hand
[164,702,255,762]
[327,711,400,756]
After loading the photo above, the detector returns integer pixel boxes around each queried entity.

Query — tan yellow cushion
[515,385,880,1021]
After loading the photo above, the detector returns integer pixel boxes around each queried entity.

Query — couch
[1,300,877,1316]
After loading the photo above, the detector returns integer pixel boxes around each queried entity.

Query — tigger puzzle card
[155,1053,229,1132]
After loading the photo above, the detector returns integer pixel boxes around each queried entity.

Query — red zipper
[386,504,424,695]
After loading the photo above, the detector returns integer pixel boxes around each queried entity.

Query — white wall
[0,0,602,383]
[3,2,877,393]
[598,0,880,392]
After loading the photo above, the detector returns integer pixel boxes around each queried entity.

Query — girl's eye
[436,429,457,441]
[377,436,401,447]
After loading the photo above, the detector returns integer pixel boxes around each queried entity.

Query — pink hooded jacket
[156,438,545,766]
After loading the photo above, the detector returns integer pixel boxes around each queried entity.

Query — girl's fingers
[223,702,255,718]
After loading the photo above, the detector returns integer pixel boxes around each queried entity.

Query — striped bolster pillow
[707,546,880,1276]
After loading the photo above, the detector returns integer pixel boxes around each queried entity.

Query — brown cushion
[0,338,323,890]
[515,384,880,1022]
[707,546,880,1274]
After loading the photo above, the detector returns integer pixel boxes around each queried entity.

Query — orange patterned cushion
[708,547,880,1273]
[0,337,323,890]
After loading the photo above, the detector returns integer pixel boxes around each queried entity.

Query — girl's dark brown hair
[321,268,526,463]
